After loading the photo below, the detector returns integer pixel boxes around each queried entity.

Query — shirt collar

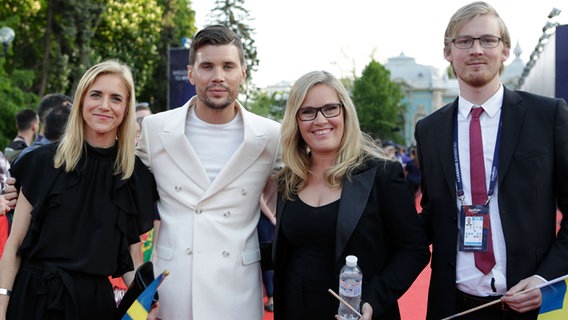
[458,84,504,119]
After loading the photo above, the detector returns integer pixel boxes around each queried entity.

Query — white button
[175,186,182,191]
[195,209,202,214]
[223,211,231,217]
[241,188,247,196]
[222,250,230,257]
[185,248,192,255]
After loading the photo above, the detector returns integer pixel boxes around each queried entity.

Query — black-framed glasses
[451,35,502,49]
[297,103,343,121]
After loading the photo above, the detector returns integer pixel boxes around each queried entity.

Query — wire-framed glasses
[297,103,343,121]
[452,35,502,49]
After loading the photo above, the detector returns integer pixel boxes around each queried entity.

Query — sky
[191,0,567,88]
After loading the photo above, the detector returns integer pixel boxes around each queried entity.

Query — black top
[10,142,157,277]
[279,196,339,319]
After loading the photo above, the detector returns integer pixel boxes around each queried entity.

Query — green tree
[92,0,163,104]
[0,60,39,148]
[248,88,286,121]
[0,0,197,145]
[352,59,405,143]
[141,0,196,112]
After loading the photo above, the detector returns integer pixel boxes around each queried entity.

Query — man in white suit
[136,25,281,319]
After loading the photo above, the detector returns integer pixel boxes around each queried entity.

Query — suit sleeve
[537,98,568,279]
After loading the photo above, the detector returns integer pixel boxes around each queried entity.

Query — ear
[240,65,247,84]
[187,65,195,85]
[444,47,452,63]
[501,46,510,63]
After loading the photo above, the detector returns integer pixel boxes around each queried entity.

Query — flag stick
[328,288,363,318]
[442,274,568,320]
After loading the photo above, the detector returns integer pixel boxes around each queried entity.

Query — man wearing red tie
[414,2,568,319]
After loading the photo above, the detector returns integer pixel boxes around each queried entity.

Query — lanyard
[453,109,502,205]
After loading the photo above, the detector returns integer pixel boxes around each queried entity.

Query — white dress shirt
[455,85,507,296]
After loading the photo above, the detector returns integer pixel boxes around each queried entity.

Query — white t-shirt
[185,106,244,182]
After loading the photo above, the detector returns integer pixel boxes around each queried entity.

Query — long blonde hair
[54,60,137,180]
[276,70,388,200]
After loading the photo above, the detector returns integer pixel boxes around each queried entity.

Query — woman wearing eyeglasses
[271,70,430,320]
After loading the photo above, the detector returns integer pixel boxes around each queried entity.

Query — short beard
[198,85,237,110]
[460,72,494,88]
[202,96,233,110]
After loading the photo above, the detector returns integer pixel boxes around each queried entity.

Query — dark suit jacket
[272,158,430,320]
[415,87,568,320]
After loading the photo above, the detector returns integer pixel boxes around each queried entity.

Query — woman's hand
[146,301,160,320]
[3,178,18,209]
[334,302,373,320]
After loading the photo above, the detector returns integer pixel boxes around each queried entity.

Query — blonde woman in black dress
[0,60,157,319]
[272,70,430,320]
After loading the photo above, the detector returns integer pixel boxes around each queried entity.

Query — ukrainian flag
[538,278,568,319]
[121,270,169,320]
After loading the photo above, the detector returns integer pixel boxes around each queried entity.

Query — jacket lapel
[335,163,377,261]
[498,88,525,184]
[159,100,211,190]
[201,106,268,200]
[436,101,459,200]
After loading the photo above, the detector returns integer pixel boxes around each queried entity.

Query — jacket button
[223,211,231,217]
[241,188,247,196]
[175,185,182,191]
[185,248,192,255]
[222,250,230,257]
[195,209,202,214]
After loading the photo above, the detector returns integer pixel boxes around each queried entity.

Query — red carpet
[262,296,273,320]
[261,270,430,320]
[399,259,430,319]
[398,192,430,320]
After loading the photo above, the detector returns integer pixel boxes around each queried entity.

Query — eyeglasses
[451,35,502,49]
[297,103,343,121]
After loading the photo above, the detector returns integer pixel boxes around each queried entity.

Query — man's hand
[3,178,18,209]
[502,276,544,313]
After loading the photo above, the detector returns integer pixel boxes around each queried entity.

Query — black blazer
[272,158,430,320]
[415,87,568,320]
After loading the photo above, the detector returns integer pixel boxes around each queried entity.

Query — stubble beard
[459,69,498,88]
[458,62,501,88]
[198,91,237,111]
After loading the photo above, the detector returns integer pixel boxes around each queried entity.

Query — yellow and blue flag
[121,270,169,320]
[538,278,568,319]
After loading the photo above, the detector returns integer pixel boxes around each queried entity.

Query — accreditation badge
[459,204,490,252]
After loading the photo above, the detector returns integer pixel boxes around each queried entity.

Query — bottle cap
[345,255,358,267]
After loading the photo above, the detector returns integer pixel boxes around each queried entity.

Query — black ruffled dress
[7,143,156,320]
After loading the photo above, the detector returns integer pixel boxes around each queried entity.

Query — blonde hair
[276,70,388,200]
[444,1,511,74]
[54,60,137,180]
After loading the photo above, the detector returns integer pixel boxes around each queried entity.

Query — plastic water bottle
[338,255,362,320]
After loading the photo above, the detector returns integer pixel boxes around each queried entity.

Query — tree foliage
[0,0,196,148]
[351,60,405,143]
[248,88,286,121]
[141,0,196,111]
[0,59,39,147]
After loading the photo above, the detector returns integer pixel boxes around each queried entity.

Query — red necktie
[470,107,496,274]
